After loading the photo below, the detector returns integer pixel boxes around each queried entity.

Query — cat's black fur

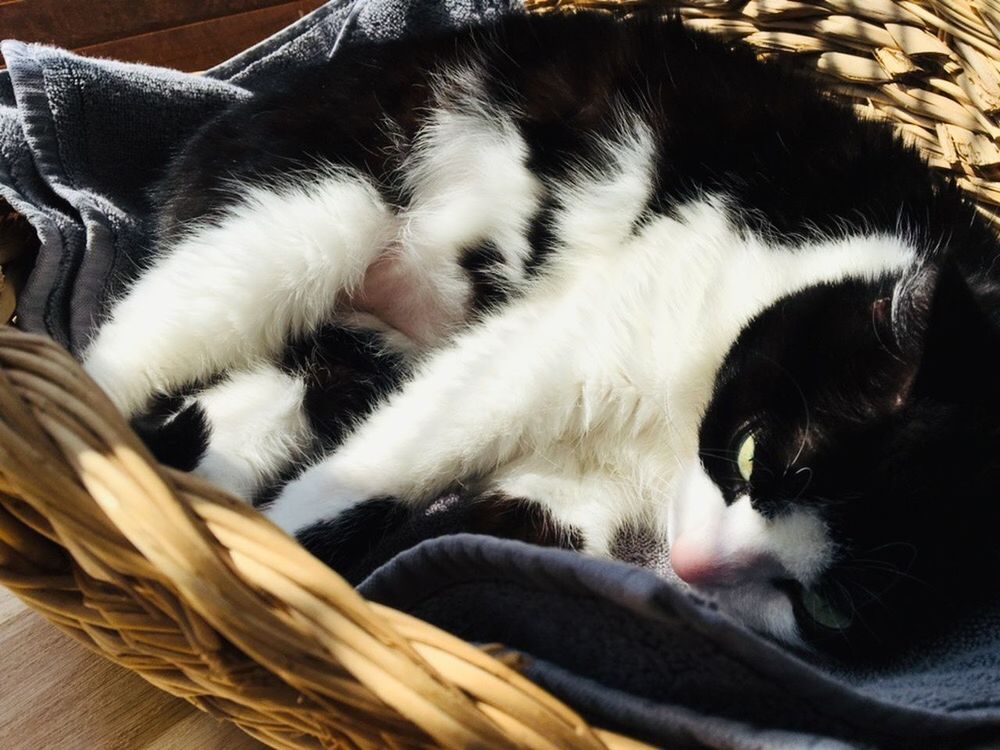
[700,266,1000,655]
[130,12,1000,659]
[156,14,993,256]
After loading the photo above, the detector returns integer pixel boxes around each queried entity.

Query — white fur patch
[394,66,542,335]
[553,116,656,254]
[84,171,395,416]
[194,365,311,501]
[266,470,359,534]
[669,462,833,584]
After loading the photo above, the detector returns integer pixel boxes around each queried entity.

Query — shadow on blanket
[2,0,1000,747]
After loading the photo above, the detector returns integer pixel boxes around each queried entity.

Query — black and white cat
[83,12,1000,656]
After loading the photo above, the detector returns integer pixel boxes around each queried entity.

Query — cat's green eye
[801,589,853,631]
[736,433,755,482]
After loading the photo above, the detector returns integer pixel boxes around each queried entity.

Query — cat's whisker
[838,563,929,589]
[778,466,814,499]
[698,450,738,463]
[853,541,919,561]
[843,554,927,586]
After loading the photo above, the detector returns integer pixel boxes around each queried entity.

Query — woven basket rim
[0,326,652,749]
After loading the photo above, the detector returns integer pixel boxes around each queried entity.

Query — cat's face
[671,263,1000,657]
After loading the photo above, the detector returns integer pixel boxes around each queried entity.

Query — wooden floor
[0,587,265,750]
[0,0,327,72]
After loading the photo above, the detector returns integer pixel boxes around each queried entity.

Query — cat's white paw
[265,464,368,536]
[83,343,149,418]
[194,451,257,504]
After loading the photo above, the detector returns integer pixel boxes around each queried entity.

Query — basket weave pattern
[529,0,1000,228]
[3,2,1000,748]
[0,330,651,749]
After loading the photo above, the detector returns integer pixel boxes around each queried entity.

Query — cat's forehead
[702,278,908,434]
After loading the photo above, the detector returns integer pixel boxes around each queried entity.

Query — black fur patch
[157,13,996,301]
[295,492,582,585]
[460,240,512,314]
[131,394,211,472]
[699,268,1000,658]
[296,498,411,584]
[462,492,584,550]
[251,325,411,506]
[525,196,560,276]
[281,324,410,451]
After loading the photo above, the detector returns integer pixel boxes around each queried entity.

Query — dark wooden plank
[0,0,323,51]
[37,1,325,72]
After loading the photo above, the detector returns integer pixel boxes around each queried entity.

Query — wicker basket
[3,1,1000,748]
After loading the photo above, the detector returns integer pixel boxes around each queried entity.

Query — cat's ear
[887,261,1000,408]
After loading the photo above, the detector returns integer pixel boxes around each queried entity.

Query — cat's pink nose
[670,537,732,586]
[670,536,784,587]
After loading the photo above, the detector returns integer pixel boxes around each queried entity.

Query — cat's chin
[689,580,804,647]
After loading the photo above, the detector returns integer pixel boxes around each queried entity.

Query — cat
[82,11,1000,657]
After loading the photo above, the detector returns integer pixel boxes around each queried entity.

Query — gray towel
[2,2,999,748]
[0,0,514,353]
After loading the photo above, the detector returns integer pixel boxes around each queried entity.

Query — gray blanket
[2,2,999,748]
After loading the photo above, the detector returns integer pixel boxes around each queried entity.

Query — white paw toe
[265,468,367,536]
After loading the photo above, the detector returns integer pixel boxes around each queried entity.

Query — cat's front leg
[265,303,578,535]
[84,174,395,417]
